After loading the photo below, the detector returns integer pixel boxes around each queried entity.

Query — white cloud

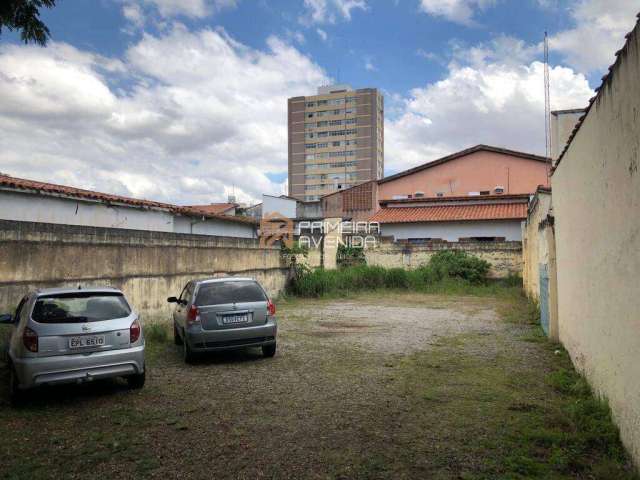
[364,57,376,71]
[316,28,328,41]
[155,0,236,18]
[418,0,497,25]
[0,26,328,205]
[300,0,367,25]
[385,42,593,173]
[549,0,640,73]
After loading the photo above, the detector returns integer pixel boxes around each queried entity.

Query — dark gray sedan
[168,277,277,363]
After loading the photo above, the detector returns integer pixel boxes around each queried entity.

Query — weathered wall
[522,191,551,300]
[522,190,558,340]
[365,239,522,278]
[0,221,288,323]
[551,20,640,466]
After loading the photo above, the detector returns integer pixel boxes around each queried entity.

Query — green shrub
[145,323,168,343]
[428,250,491,284]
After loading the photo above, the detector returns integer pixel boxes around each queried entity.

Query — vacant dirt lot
[0,291,636,479]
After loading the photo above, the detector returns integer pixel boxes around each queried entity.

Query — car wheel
[262,343,277,358]
[173,323,183,346]
[183,336,195,364]
[127,368,146,390]
[8,364,25,407]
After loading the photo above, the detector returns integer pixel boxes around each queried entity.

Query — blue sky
[0,0,638,203]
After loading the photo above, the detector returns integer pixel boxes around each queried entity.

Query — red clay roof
[379,145,550,185]
[0,174,257,225]
[185,203,236,215]
[370,202,528,224]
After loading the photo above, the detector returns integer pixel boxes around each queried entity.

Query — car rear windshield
[195,281,267,306]
[32,292,131,323]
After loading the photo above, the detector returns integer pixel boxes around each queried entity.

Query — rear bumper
[186,317,277,352]
[12,345,145,390]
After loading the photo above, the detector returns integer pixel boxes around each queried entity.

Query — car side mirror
[167,296,178,303]
[0,313,13,324]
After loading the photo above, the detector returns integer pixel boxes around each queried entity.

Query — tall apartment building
[288,85,384,201]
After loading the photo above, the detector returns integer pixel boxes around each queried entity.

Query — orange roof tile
[185,203,237,215]
[370,202,527,224]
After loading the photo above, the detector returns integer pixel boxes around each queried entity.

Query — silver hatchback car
[169,277,277,363]
[1,287,145,404]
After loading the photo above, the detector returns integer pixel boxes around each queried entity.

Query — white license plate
[69,335,106,349]
[222,314,249,325]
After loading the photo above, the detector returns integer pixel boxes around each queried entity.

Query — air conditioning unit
[494,185,505,194]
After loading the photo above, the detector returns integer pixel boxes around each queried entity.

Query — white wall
[0,190,256,238]
[173,216,255,238]
[262,195,297,218]
[0,190,173,231]
[552,23,640,466]
[381,220,522,242]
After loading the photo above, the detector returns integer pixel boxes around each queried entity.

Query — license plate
[222,314,249,325]
[69,335,106,349]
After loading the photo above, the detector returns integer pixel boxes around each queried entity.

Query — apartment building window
[346,96,356,103]
[345,118,357,125]
[306,154,315,160]
[317,131,328,138]
[305,133,315,139]
[305,122,315,130]
[317,142,328,148]
[317,121,328,127]
[329,119,342,126]
[306,112,314,118]
[306,102,315,107]
[305,143,316,149]
[317,100,328,106]
[328,98,344,105]
[333,109,342,115]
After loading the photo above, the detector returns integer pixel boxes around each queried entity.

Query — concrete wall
[551,21,640,466]
[521,190,558,340]
[0,220,288,323]
[381,220,522,242]
[550,110,585,160]
[365,239,522,278]
[263,195,297,218]
[0,190,256,239]
[378,150,549,200]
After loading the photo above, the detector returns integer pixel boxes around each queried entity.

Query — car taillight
[130,319,141,343]
[267,299,276,316]
[23,327,38,352]
[186,305,200,326]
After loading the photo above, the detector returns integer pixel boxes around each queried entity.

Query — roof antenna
[544,30,551,182]
[78,284,82,290]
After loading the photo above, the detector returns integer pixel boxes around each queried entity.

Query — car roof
[34,286,124,296]
[195,277,257,285]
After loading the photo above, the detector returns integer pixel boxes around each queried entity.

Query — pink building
[322,145,551,222]
[378,145,550,200]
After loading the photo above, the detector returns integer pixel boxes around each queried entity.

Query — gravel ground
[0,291,634,479]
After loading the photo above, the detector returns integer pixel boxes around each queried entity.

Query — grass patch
[144,322,169,343]
[289,250,495,298]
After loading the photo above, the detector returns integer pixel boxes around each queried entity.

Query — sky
[0,0,639,205]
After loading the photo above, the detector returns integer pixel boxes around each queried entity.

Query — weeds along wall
[365,238,522,278]
[0,220,290,322]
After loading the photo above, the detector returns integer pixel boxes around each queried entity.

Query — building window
[305,143,316,149]
[494,186,505,194]
[436,192,444,197]
[317,100,328,106]
[317,142,328,148]
[480,190,490,195]
[306,113,314,118]
[329,119,342,126]
[305,154,315,160]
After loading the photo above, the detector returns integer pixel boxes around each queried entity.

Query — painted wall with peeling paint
[552,21,640,467]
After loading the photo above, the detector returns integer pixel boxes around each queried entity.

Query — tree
[0,0,56,46]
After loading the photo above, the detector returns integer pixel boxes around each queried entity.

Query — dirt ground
[0,291,636,479]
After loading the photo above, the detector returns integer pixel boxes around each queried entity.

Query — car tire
[262,343,277,358]
[183,336,195,364]
[173,323,183,346]
[127,368,146,390]
[8,364,25,407]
